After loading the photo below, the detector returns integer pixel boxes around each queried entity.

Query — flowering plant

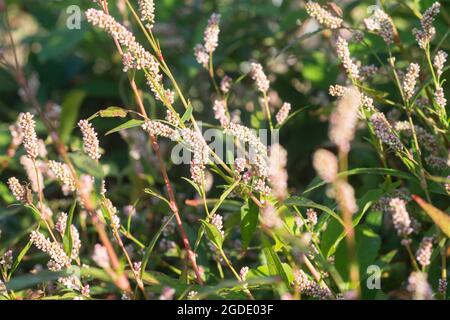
[0,0,449,300]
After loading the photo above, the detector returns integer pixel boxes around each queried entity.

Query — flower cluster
[180,128,209,184]
[389,198,413,238]
[92,244,111,269]
[85,9,155,71]
[7,177,27,202]
[0,250,13,269]
[412,2,440,49]
[18,112,39,160]
[194,13,221,67]
[142,120,178,140]
[433,50,447,78]
[329,86,360,153]
[20,156,43,193]
[211,214,224,236]
[370,112,403,152]
[213,99,229,126]
[335,180,358,215]
[416,237,433,268]
[138,0,155,30]
[220,75,232,94]
[407,271,433,300]
[312,148,338,183]
[364,9,395,44]
[434,87,446,109]
[402,63,420,100]
[293,269,331,300]
[306,208,318,226]
[335,37,360,80]
[30,231,71,271]
[268,143,288,200]
[48,160,77,193]
[250,62,270,94]
[275,102,291,125]
[78,119,101,161]
[305,1,342,30]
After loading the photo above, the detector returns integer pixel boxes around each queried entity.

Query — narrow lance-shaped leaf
[105,119,145,136]
[63,200,77,258]
[201,220,224,249]
[412,195,450,238]
[240,200,259,250]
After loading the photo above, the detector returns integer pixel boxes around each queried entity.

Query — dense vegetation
[0,0,449,300]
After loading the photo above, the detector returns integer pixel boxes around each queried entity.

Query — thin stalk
[262,92,274,130]
[100,1,204,285]
[219,249,255,300]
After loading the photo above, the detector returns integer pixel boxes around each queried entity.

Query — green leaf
[69,152,104,179]
[201,220,224,249]
[412,195,450,237]
[285,196,345,226]
[180,103,193,124]
[321,188,384,257]
[6,270,64,291]
[240,200,259,250]
[63,200,77,258]
[140,214,176,278]
[105,119,145,136]
[59,90,86,143]
[262,238,290,287]
[99,106,129,118]
[8,240,33,279]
